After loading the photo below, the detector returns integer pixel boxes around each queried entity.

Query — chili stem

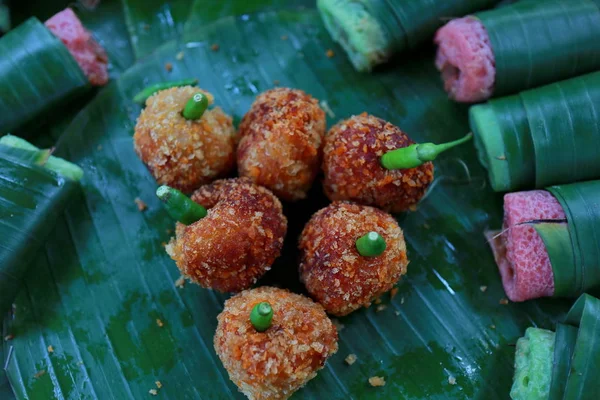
[133,78,199,105]
[182,93,209,120]
[156,185,207,225]
[356,231,386,257]
[250,302,273,332]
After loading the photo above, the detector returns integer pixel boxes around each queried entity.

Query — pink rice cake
[434,17,495,103]
[45,8,108,86]
[488,190,566,302]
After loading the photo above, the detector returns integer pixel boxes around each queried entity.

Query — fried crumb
[149,389,158,395]
[319,100,335,118]
[376,304,387,313]
[280,35,288,40]
[273,79,280,86]
[369,376,386,387]
[175,275,186,288]
[390,287,398,299]
[166,229,173,234]
[97,145,102,151]
[496,154,507,160]
[374,297,382,305]
[409,204,418,212]
[448,376,456,385]
[480,286,488,292]
[499,298,509,305]
[345,354,357,365]
[326,49,335,58]
[155,381,162,388]
[135,197,148,211]
[211,43,220,51]
[401,296,405,304]
[331,318,345,332]
[143,24,150,31]
[395,310,400,316]
[176,51,185,60]
[423,223,430,229]
[4,334,13,341]
[34,370,46,379]
[165,62,173,72]
[156,319,164,327]
[161,241,167,247]
[47,345,54,353]
[490,324,496,330]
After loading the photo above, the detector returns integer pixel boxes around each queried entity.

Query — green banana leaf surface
[2,3,576,400]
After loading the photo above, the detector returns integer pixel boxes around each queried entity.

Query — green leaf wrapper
[471,72,600,192]
[318,0,499,71]
[0,141,81,315]
[476,0,600,97]
[0,17,90,135]
[548,323,577,400]
[533,223,576,298]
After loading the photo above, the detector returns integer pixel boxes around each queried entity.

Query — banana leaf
[471,71,600,192]
[0,17,89,135]
[1,8,573,399]
[475,0,600,97]
[0,0,9,35]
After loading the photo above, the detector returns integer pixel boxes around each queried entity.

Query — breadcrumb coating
[134,86,236,193]
[215,287,338,400]
[237,88,327,201]
[166,178,287,292]
[322,113,434,213]
[299,202,408,316]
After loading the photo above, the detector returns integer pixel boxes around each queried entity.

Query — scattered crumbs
[47,345,54,353]
[480,285,488,292]
[448,376,457,385]
[4,334,13,341]
[326,49,335,58]
[394,310,400,316]
[376,304,387,313]
[408,204,418,212]
[369,376,386,387]
[175,276,186,288]
[165,62,173,72]
[176,51,185,60]
[345,354,357,365]
[490,324,496,330]
[161,241,167,247]
[319,100,335,118]
[166,229,173,234]
[155,381,162,389]
[401,296,405,305]
[97,145,103,151]
[496,154,507,160]
[499,298,509,305]
[374,297,382,305]
[156,319,164,328]
[211,43,220,52]
[390,287,399,299]
[34,370,46,379]
[423,223,430,230]
[135,197,148,212]
[273,79,280,86]
[331,318,345,332]
[280,35,288,40]
[149,389,158,396]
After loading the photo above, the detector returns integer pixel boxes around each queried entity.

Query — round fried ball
[237,88,326,201]
[166,178,287,292]
[322,112,434,213]
[215,286,338,400]
[134,86,236,193]
[299,201,408,316]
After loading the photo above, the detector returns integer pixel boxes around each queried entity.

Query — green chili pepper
[156,185,207,225]
[250,302,273,332]
[133,78,199,105]
[380,132,473,170]
[182,93,209,120]
[356,231,386,257]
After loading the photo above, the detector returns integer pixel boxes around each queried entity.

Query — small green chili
[250,302,273,332]
[356,231,386,257]
[182,93,209,120]
[133,78,199,105]
[380,132,473,170]
[156,185,207,225]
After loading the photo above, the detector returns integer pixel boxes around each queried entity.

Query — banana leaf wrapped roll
[0,8,108,135]
[0,135,83,315]
[470,71,600,192]
[317,0,499,72]
[487,180,600,303]
[510,294,600,400]
[435,0,600,102]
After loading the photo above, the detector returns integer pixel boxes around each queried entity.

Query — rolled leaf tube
[0,139,82,315]
[435,0,600,102]
[317,0,499,72]
[471,71,600,192]
[0,9,109,135]
[487,181,600,302]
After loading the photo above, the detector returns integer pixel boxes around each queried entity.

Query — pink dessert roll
[45,8,108,86]
[434,17,495,103]
[487,190,566,302]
